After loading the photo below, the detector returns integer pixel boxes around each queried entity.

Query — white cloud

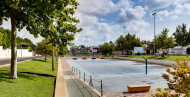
[145,0,173,10]
[126,20,150,34]
[74,12,120,46]
[154,1,190,21]
[118,6,146,23]
[76,0,117,16]
[145,0,189,10]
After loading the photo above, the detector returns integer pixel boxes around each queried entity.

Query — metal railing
[71,66,122,97]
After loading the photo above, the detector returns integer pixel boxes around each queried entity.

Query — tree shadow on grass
[31,58,46,62]
[0,71,36,83]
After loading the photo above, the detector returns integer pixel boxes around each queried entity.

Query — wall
[114,56,190,67]
[0,46,34,58]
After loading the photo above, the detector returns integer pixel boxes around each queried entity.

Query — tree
[36,39,59,61]
[115,35,125,54]
[148,28,174,56]
[157,28,174,56]
[153,60,190,97]
[0,27,11,49]
[0,0,80,78]
[100,41,115,55]
[16,37,34,50]
[173,24,190,47]
[173,24,190,55]
[115,33,142,54]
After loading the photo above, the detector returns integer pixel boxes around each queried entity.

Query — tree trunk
[52,46,54,71]
[10,13,17,79]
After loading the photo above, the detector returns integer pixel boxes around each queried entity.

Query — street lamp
[21,35,25,58]
[123,26,126,55]
[152,13,156,59]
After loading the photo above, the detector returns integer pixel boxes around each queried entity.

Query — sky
[1,0,190,47]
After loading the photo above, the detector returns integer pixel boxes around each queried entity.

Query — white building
[168,46,188,55]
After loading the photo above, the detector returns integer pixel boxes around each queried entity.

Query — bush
[152,59,190,97]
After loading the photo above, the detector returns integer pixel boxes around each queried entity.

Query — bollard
[76,68,78,74]
[101,80,103,96]
[84,72,85,82]
[72,66,73,71]
[79,70,81,78]
[74,67,75,73]
[89,75,93,87]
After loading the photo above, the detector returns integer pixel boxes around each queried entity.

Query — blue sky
[1,0,190,47]
[73,0,190,46]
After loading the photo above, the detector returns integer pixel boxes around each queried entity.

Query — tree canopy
[0,27,11,49]
[148,28,175,51]
[36,39,59,56]
[0,0,81,79]
[100,41,115,55]
[173,23,190,47]
[115,33,142,52]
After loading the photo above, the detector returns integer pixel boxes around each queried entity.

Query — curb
[54,57,68,97]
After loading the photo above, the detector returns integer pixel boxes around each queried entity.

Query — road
[0,56,43,66]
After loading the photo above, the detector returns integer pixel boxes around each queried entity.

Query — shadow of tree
[0,71,35,83]
[31,58,46,62]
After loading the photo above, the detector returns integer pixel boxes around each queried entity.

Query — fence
[71,66,121,96]
[0,46,34,58]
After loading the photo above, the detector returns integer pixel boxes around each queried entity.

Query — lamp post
[21,35,25,58]
[104,36,105,43]
[152,13,156,59]
[123,26,126,55]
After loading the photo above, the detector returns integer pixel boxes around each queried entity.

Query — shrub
[153,59,190,97]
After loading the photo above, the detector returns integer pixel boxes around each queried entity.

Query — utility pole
[123,26,126,55]
[104,36,105,43]
[152,13,156,59]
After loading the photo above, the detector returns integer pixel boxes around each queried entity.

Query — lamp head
[152,13,156,15]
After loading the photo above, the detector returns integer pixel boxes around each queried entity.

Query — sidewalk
[54,57,68,97]
[55,57,99,97]
[62,57,99,97]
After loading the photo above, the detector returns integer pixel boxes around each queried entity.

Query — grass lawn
[101,55,190,61]
[118,55,190,61]
[0,70,55,97]
[0,57,58,75]
[0,57,58,97]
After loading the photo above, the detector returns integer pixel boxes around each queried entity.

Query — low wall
[113,57,190,66]
[0,46,33,58]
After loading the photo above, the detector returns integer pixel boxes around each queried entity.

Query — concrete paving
[61,57,100,97]
[0,56,43,66]
[54,57,68,97]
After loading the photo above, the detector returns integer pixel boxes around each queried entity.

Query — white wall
[0,46,33,58]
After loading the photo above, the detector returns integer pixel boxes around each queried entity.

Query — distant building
[89,46,100,54]
[168,46,190,55]
[70,45,88,55]
[142,40,151,55]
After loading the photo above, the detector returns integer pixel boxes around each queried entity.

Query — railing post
[74,67,75,73]
[79,70,80,78]
[76,68,78,74]
[89,75,93,87]
[101,80,103,96]
[72,66,73,71]
[84,72,85,82]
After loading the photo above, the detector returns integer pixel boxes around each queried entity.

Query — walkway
[61,57,99,97]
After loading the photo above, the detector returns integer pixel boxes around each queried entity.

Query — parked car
[155,52,163,55]
[168,51,179,55]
